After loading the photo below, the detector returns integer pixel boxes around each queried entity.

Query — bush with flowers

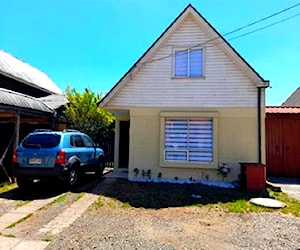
[217,163,232,180]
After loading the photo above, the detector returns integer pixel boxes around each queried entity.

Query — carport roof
[0,88,54,113]
[0,49,62,95]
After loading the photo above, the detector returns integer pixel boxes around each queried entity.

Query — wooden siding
[108,16,262,108]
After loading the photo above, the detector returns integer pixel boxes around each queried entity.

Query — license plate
[29,158,42,164]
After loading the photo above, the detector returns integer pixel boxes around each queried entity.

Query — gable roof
[282,87,300,106]
[0,49,62,95]
[100,4,269,107]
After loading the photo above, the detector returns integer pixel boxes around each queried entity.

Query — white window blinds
[164,118,213,163]
[174,49,203,77]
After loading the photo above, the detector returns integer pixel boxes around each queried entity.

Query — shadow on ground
[97,178,271,209]
[0,174,104,201]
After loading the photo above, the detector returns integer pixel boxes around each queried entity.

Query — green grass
[6,214,33,228]
[2,233,16,238]
[94,179,300,217]
[216,190,300,217]
[17,200,31,207]
[42,236,52,242]
[51,193,69,204]
[75,192,85,201]
[0,182,17,193]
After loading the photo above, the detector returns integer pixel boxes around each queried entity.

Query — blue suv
[13,129,105,189]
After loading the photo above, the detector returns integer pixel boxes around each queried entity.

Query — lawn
[96,179,300,217]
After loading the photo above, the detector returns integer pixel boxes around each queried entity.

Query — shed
[266,106,300,177]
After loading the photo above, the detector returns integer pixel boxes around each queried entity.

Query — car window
[82,135,95,147]
[22,134,61,149]
[71,135,84,147]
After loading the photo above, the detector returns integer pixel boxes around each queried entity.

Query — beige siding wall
[126,107,264,182]
[108,15,262,108]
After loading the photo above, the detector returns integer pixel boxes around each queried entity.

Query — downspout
[257,87,262,163]
[257,81,270,164]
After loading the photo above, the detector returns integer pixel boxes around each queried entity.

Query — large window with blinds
[164,118,213,163]
[174,48,204,78]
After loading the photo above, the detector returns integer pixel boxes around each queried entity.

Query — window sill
[160,160,217,169]
[171,76,206,80]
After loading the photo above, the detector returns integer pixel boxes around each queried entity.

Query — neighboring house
[282,87,300,106]
[100,4,269,184]
[0,49,67,181]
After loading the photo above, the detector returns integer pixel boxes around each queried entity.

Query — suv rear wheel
[16,177,32,189]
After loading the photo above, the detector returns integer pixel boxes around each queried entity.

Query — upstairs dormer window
[174,48,204,78]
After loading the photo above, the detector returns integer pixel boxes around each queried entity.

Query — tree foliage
[63,87,114,144]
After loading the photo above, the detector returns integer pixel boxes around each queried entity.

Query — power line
[228,13,300,41]
[142,3,300,65]
[223,2,300,37]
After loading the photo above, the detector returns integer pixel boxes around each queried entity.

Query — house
[100,4,269,184]
[266,87,300,177]
[282,87,300,106]
[0,49,67,181]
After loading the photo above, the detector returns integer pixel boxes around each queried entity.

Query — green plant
[142,170,146,178]
[217,163,231,180]
[133,168,139,178]
[147,169,152,179]
[157,172,162,179]
[0,182,17,193]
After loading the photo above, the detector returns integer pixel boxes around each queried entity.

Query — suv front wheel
[68,168,79,189]
[95,158,105,177]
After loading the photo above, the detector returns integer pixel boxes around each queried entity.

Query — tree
[63,87,114,145]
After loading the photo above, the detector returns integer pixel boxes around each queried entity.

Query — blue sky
[1,0,299,105]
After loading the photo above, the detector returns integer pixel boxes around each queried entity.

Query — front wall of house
[108,15,264,108]
[104,11,267,184]
[128,107,265,182]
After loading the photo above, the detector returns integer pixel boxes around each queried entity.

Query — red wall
[266,113,300,177]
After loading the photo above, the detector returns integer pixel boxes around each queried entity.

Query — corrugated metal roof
[266,106,300,114]
[0,50,62,95]
[38,94,69,109]
[0,88,54,113]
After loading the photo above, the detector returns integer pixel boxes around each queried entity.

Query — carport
[0,88,55,182]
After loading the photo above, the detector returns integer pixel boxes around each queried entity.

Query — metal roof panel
[0,88,54,113]
[0,50,62,95]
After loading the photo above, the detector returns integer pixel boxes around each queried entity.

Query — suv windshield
[22,134,61,149]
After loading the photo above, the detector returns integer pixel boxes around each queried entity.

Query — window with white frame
[174,48,204,77]
[164,118,213,163]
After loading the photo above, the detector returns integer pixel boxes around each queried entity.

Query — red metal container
[240,163,266,192]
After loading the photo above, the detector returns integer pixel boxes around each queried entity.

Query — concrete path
[0,177,116,250]
[268,177,300,200]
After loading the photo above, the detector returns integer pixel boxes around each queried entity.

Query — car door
[82,135,97,170]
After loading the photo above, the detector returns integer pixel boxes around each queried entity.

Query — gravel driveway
[46,205,300,250]
[1,178,299,250]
